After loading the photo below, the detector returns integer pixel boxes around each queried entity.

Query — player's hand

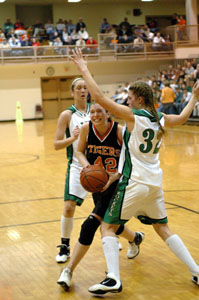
[69,48,88,72]
[80,164,90,176]
[72,125,80,139]
[192,81,199,100]
[100,172,121,192]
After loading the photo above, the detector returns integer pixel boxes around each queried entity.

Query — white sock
[102,236,120,280]
[61,215,73,239]
[166,234,199,274]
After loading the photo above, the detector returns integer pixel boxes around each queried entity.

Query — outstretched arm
[164,81,199,127]
[70,48,134,124]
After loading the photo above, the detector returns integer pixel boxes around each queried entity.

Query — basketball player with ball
[57,102,145,289]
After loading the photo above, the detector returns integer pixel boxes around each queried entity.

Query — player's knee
[79,215,100,245]
[63,200,76,216]
[115,224,124,235]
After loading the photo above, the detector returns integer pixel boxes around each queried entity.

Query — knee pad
[79,215,100,246]
[115,224,124,235]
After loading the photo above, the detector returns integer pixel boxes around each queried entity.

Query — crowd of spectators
[112,58,199,118]
[0,13,187,56]
[0,17,98,56]
[99,16,177,53]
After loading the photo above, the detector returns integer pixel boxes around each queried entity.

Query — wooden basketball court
[0,120,199,300]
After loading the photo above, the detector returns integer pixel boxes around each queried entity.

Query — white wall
[0,4,16,27]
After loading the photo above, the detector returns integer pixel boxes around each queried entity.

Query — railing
[0,25,199,65]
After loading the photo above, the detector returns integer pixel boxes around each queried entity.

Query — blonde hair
[129,81,165,140]
[71,77,84,91]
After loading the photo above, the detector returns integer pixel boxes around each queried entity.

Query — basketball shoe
[127,232,145,259]
[56,244,70,263]
[191,271,199,286]
[88,273,122,295]
[57,267,72,289]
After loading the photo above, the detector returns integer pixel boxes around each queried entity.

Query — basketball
[80,165,109,193]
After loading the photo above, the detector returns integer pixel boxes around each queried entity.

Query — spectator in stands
[71,29,79,44]
[44,19,55,39]
[67,19,76,35]
[142,25,154,42]
[0,38,9,48]
[8,36,21,47]
[152,32,165,51]
[77,27,89,41]
[33,19,45,37]
[163,34,173,51]
[6,28,17,40]
[118,25,132,42]
[177,15,186,41]
[31,37,41,46]
[76,36,86,47]
[53,36,65,55]
[0,28,5,41]
[182,88,192,103]
[116,34,133,52]
[160,81,176,114]
[76,17,86,32]
[86,36,98,53]
[145,76,152,86]
[62,28,69,45]
[56,19,66,35]
[171,13,178,26]
[14,19,25,35]
[119,17,130,30]
[66,35,74,46]
[0,38,10,56]
[20,35,32,47]
[100,18,111,33]
[148,18,158,33]
[4,19,14,37]
[185,61,195,76]
[132,35,144,52]
[21,36,33,56]
[173,86,183,113]
[113,87,128,105]
[8,36,22,56]
[50,31,59,42]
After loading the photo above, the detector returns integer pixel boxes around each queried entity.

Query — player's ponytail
[129,81,165,140]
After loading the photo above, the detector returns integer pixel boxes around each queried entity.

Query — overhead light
[141,0,153,2]
[0,0,6,2]
[68,0,81,2]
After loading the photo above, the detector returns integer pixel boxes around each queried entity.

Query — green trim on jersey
[65,104,90,160]
[121,128,132,179]
[65,127,73,161]
[133,109,163,122]
[103,178,129,225]
[64,160,84,205]
[137,215,168,225]
[67,104,90,116]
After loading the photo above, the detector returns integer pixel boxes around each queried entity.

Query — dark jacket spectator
[76,18,86,32]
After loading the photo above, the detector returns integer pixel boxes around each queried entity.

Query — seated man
[152,32,165,51]
[132,36,144,52]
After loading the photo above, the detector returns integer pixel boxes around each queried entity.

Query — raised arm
[54,110,79,150]
[164,81,199,127]
[70,48,134,124]
[76,122,90,167]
